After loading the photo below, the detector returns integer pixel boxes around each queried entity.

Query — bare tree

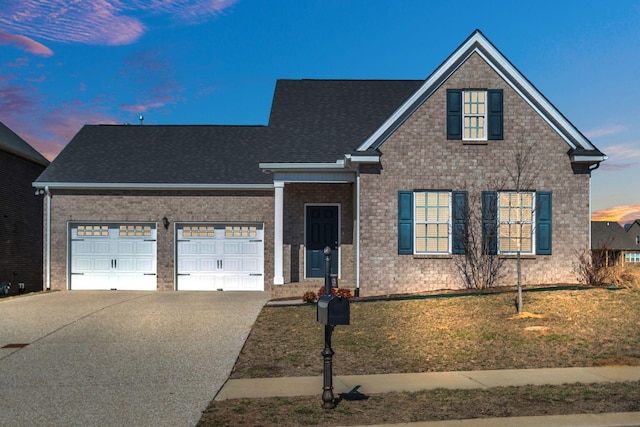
[454,191,506,290]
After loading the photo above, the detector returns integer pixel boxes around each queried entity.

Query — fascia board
[570,155,608,163]
[32,182,274,191]
[346,155,380,164]
[357,31,598,154]
[259,162,349,172]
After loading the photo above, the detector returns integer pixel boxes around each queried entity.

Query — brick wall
[0,150,46,294]
[358,53,592,296]
[47,190,274,292]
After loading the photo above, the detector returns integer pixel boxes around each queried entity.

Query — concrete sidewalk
[216,366,640,426]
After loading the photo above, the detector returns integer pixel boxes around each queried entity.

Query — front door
[305,205,339,278]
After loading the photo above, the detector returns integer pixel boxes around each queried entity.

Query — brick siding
[0,150,46,294]
[358,53,591,296]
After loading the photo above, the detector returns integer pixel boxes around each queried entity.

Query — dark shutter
[452,191,468,254]
[536,191,552,255]
[487,89,503,140]
[482,191,498,255]
[447,89,462,140]
[398,191,413,254]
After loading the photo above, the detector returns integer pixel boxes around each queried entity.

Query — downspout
[588,162,600,253]
[355,170,361,297]
[45,186,51,290]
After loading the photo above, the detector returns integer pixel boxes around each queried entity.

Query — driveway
[0,291,269,427]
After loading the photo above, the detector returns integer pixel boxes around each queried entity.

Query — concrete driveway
[0,290,269,427]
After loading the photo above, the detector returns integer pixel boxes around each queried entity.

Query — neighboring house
[34,30,606,297]
[591,221,639,266]
[1,122,49,295]
[623,220,640,264]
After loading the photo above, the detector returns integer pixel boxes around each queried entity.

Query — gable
[0,122,49,167]
[357,30,606,164]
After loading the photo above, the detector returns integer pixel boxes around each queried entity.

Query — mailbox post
[316,246,350,409]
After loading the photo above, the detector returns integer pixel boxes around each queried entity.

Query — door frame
[303,203,340,279]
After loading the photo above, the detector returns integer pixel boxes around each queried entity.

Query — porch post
[274,180,285,285]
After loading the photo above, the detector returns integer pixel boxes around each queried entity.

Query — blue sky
[1,0,639,223]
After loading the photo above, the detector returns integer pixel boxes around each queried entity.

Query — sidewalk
[215,366,640,426]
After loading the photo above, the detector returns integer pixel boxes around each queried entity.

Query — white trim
[413,191,453,255]
[303,203,341,280]
[33,182,273,190]
[271,171,355,184]
[273,181,285,285]
[571,155,608,163]
[355,171,361,292]
[356,31,600,157]
[345,155,380,164]
[259,161,349,172]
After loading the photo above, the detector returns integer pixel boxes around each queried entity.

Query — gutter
[32,182,274,191]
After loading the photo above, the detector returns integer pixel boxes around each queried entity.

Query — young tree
[500,140,540,314]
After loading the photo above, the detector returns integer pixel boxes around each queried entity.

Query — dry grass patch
[231,288,640,378]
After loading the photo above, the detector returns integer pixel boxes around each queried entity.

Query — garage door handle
[143,273,156,276]
[177,273,190,276]
[71,273,85,275]
[249,274,262,276]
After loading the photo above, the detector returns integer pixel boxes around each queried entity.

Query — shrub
[317,286,353,300]
[302,291,317,303]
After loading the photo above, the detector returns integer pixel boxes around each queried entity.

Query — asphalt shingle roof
[591,221,637,251]
[35,79,422,185]
[0,121,49,166]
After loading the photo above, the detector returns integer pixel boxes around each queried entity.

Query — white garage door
[176,223,264,291]
[70,224,157,291]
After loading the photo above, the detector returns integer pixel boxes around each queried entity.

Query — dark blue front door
[305,206,339,278]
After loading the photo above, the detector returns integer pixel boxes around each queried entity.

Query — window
[626,253,640,263]
[447,89,503,140]
[482,191,552,255]
[463,91,486,140]
[415,192,451,253]
[77,225,109,237]
[498,192,534,254]
[398,191,467,255]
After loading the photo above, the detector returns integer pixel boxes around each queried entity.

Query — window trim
[497,191,535,255]
[463,90,487,141]
[414,191,452,255]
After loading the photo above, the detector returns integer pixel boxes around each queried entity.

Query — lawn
[198,287,640,426]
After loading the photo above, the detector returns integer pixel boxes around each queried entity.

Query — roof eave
[32,182,274,191]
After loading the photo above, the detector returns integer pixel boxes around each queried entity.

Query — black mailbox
[317,294,350,326]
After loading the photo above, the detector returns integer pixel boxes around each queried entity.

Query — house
[624,220,640,264]
[591,221,638,266]
[34,30,606,297]
[1,122,49,295]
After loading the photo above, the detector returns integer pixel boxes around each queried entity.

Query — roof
[591,221,638,251]
[35,125,273,187]
[35,30,606,188]
[357,30,607,163]
[35,80,422,187]
[0,121,49,166]
[264,79,422,163]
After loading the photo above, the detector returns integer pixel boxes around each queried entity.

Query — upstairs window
[447,89,503,141]
[463,91,486,140]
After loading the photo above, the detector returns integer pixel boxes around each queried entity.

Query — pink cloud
[0,31,53,56]
[0,1,239,47]
[584,125,626,139]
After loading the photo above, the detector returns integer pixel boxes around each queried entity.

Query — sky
[1,0,639,224]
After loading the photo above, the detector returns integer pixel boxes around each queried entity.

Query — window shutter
[452,191,468,254]
[447,89,462,140]
[536,191,552,255]
[482,191,498,255]
[487,89,503,140]
[398,191,413,254]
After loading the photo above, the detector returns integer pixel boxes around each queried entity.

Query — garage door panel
[176,223,263,291]
[70,223,157,291]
